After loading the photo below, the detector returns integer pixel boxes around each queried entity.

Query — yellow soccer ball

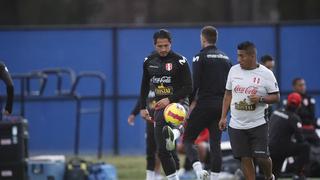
[163,103,187,126]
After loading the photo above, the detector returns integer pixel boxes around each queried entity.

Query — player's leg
[202,144,210,171]
[249,124,274,180]
[155,155,165,180]
[208,107,222,180]
[184,106,209,180]
[171,149,180,171]
[270,155,285,179]
[286,142,310,178]
[154,109,179,180]
[146,121,156,180]
[241,157,256,180]
[228,126,255,180]
[162,102,189,151]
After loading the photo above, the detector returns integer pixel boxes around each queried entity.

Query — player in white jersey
[219,41,280,180]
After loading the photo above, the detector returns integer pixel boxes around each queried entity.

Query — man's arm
[0,63,14,114]
[139,62,150,110]
[249,92,280,104]
[127,99,140,126]
[131,99,141,116]
[189,55,202,103]
[139,61,152,121]
[219,90,232,130]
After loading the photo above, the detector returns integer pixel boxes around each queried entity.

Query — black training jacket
[190,45,232,107]
[140,51,192,109]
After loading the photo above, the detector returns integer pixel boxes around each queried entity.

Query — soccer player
[219,41,280,180]
[0,61,14,118]
[128,86,180,180]
[259,54,275,119]
[139,29,192,180]
[291,78,319,143]
[260,54,275,71]
[269,92,310,179]
[184,26,232,180]
[128,86,161,180]
[292,78,316,127]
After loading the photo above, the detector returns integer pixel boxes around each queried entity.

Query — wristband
[259,96,265,103]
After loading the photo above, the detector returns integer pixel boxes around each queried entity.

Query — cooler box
[28,155,66,180]
[89,163,118,180]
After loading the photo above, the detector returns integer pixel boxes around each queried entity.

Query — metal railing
[11,68,106,159]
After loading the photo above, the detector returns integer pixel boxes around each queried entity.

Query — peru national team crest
[165,63,172,71]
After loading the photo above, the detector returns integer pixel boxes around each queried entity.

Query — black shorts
[228,123,269,159]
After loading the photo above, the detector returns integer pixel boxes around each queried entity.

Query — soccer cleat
[195,170,209,180]
[269,174,275,180]
[293,175,306,180]
[162,125,175,151]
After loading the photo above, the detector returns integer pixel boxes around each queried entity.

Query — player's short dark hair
[237,41,257,55]
[292,77,304,86]
[153,29,171,44]
[260,54,274,64]
[201,26,217,44]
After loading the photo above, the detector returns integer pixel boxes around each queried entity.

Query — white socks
[192,161,203,172]
[146,170,155,180]
[210,172,219,180]
[172,129,181,141]
[167,172,179,180]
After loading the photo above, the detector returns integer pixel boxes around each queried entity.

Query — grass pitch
[104,155,319,180]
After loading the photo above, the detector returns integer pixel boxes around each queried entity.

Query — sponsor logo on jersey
[206,54,229,60]
[254,150,266,154]
[234,77,243,80]
[149,65,159,68]
[192,56,199,62]
[165,63,172,71]
[179,57,187,65]
[155,84,173,96]
[151,76,171,84]
[234,85,257,95]
[235,98,256,111]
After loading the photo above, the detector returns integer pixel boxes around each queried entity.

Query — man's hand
[187,100,197,118]
[248,95,260,104]
[140,109,153,122]
[127,114,136,126]
[3,110,10,116]
[155,98,170,110]
[219,117,227,131]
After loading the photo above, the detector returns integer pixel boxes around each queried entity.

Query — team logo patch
[165,63,172,71]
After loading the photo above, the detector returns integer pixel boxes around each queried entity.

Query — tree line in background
[0,0,319,25]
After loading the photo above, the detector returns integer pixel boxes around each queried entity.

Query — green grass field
[103,155,319,180]
[107,155,146,180]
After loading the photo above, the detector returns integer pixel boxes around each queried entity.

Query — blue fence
[0,24,319,155]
